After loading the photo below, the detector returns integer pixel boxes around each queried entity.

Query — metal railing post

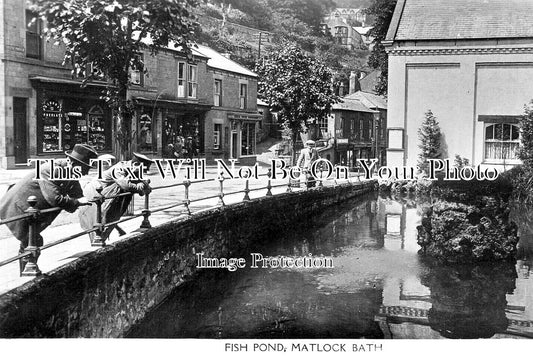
[318,166,324,187]
[140,179,152,229]
[21,196,42,276]
[217,173,225,206]
[183,180,192,214]
[243,178,251,201]
[92,186,106,247]
[266,169,273,196]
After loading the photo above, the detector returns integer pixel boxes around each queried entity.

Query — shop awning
[30,75,110,88]
[227,112,262,121]
[133,96,212,112]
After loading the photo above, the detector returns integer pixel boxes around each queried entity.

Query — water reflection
[126,194,533,339]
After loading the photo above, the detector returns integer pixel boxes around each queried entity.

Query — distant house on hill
[384,0,533,170]
[321,16,364,50]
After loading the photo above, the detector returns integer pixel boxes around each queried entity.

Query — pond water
[126,193,533,339]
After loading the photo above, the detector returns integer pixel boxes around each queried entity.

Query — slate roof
[332,98,378,113]
[387,0,533,41]
[195,44,257,78]
[359,70,380,94]
[344,91,387,110]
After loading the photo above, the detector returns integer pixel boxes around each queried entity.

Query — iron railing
[0,168,362,277]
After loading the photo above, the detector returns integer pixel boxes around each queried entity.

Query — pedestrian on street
[78,152,153,243]
[296,140,320,188]
[0,144,98,273]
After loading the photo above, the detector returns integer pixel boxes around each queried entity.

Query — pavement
[0,162,365,295]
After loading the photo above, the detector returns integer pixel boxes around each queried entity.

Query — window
[484,123,520,162]
[130,54,144,86]
[85,62,106,81]
[214,124,222,150]
[317,117,328,137]
[177,62,186,97]
[240,83,247,109]
[241,122,256,156]
[26,10,41,59]
[188,65,198,98]
[214,79,222,107]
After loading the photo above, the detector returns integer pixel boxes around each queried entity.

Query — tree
[33,0,199,160]
[418,110,442,172]
[365,0,397,96]
[256,44,338,164]
[519,101,533,167]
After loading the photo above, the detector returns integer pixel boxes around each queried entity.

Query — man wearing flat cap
[0,144,98,273]
[296,140,320,188]
[79,152,153,243]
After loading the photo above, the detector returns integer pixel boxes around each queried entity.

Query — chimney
[349,71,361,94]
[339,82,345,97]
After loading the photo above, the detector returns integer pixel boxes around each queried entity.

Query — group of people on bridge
[0,139,322,275]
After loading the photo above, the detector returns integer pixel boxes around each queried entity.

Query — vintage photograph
[0,0,532,348]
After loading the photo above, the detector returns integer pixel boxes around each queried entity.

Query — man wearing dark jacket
[0,144,97,272]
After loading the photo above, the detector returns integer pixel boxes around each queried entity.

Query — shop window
[42,99,62,152]
[163,114,203,158]
[214,79,222,106]
[214,123,222,150]
[240,83,247,109]
[188,65,198,98]
[241,122,256,156]
[138,113,154,152]
[484,123,520,162]
[26,10,42,59]
[178,62,186,97]
[41,99,109,153]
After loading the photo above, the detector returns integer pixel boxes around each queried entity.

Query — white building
[384,0,533,170]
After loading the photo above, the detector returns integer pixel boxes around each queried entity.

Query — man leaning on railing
[0,144,98,274]
[78,152,153,244]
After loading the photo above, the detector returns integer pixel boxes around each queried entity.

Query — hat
[65,144,98,167]
[132,152,154,167]
[305,140,316,146]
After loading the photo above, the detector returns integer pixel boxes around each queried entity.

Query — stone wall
[0,181,376,337]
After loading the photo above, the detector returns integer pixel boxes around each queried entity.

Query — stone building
[0,1,260,169]
[385,0,533,170]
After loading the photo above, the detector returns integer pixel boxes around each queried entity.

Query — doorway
[13,97,28,164]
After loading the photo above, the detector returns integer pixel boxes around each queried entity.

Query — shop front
[132,97,211,159]
[227,112,261,165]
[32,77,113,156]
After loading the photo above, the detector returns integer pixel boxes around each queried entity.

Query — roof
[344,91,387,110]
[332,98,378,113]
[359,70,380,94]
[387,0,533,41]
[257,99,268,106]
[195,44,257,78]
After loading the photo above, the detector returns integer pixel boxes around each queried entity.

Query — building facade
[385,0,533,170]
[321,16,364,51]
[323,91,387,170]
[0,1,260,169]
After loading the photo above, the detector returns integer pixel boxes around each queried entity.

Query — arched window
[484,123,520,162]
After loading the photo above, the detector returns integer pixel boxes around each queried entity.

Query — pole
[258,32,262,58]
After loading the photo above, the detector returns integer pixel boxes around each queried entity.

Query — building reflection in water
[376,196,533,339]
